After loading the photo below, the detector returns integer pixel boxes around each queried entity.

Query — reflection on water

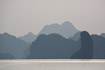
[0,59,105,70]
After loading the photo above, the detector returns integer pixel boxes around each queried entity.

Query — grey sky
[0,0,105,36]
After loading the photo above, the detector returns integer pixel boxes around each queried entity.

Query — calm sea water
[0,59,105,70]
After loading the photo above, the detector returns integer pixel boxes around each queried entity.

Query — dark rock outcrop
[71,31,93,59]
[92,35,105,59]
[28,34,80,59]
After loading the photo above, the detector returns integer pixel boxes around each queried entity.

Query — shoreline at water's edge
[0,59,105,63]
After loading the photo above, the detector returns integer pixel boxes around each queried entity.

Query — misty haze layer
[0,0,105,36]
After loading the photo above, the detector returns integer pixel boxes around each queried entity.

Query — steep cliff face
[71,31,93,59]
[80,31,93,59]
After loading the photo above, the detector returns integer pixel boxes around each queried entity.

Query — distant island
[0,21,105,59]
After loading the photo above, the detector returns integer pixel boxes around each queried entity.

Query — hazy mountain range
[18,32,37,43]
[0,21,105,59]
[38,21,79,38]
[28,31,105,59]
[18,21,79,43]
[0,33,29,59]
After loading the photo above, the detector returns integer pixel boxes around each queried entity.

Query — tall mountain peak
[62,21,72,25]
[38,21,79,38]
